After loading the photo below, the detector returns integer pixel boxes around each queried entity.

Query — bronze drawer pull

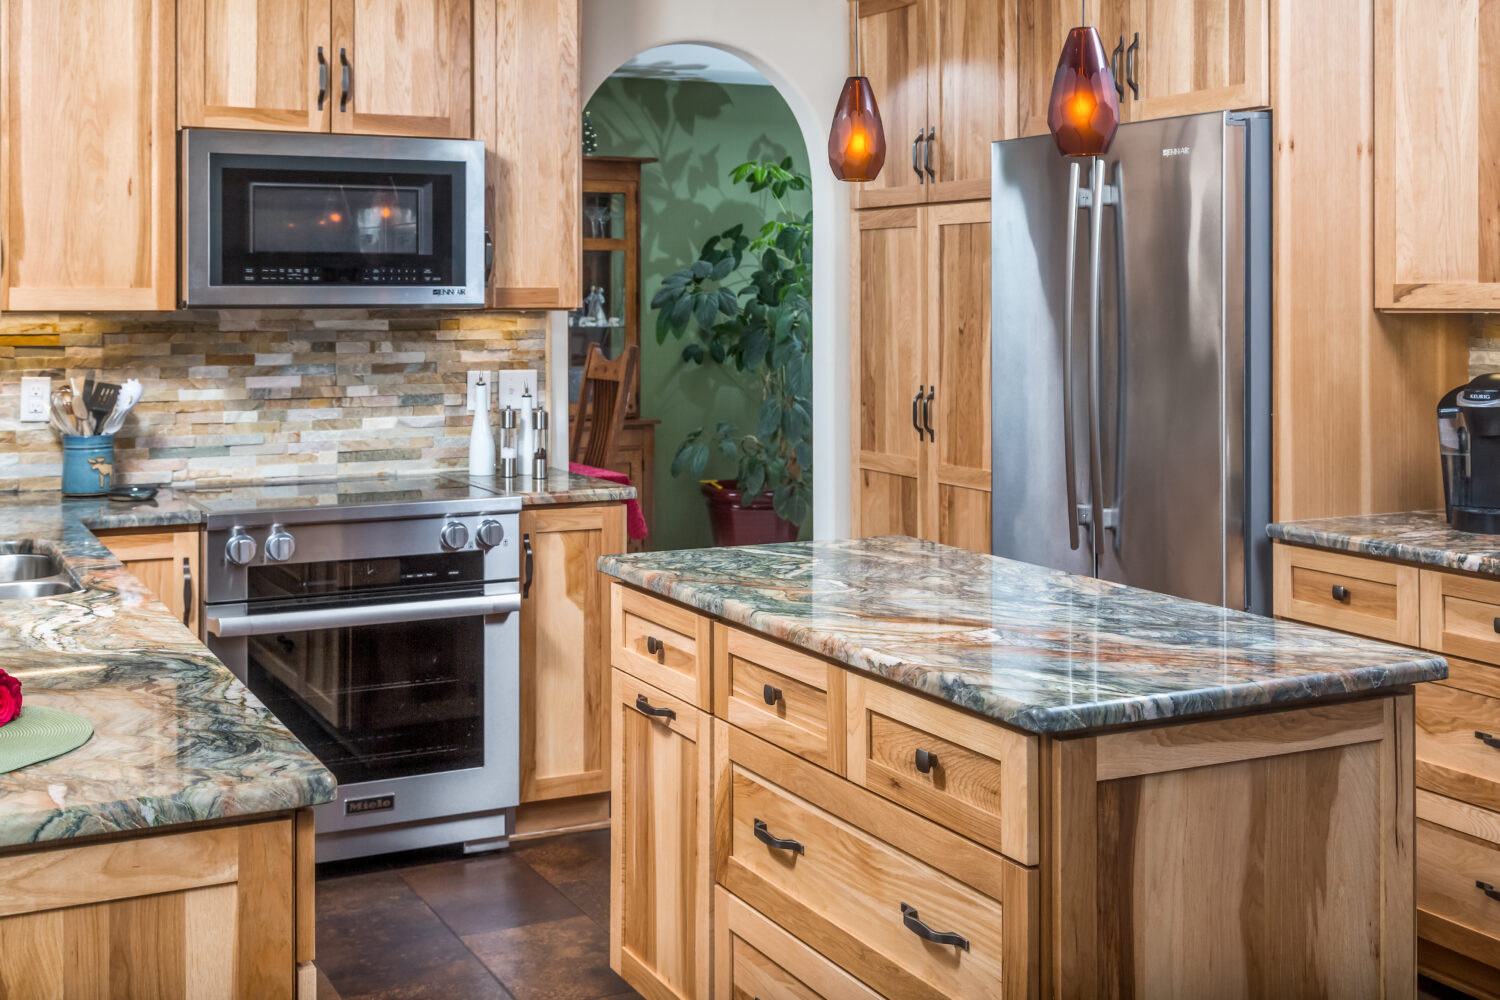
[1493,616,1500,634]
[915,748,938,774]
[900,903,969,951]
[645,636,665,662]
[753,818,804,855]
[1476,731,1500,751]
[763,684,781,706]
[1478,880,1500,902]
[634,694,675,722]
[1331,585,1350,603]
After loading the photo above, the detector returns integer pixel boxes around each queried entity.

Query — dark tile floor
[315,829,642,1000]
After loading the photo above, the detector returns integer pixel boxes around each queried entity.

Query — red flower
[0,669,21,726]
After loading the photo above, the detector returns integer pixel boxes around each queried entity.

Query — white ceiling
[611,44,771,87]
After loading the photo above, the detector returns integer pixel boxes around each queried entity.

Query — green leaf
[710,256,735,281]
[694,294,719,329]
[650,285,678,309]
[670,295,693,327]
[690,259,712,279]
[742,464,766,502]
[681,342,706,364]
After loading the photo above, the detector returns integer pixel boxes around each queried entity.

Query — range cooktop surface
[187,474,521,527]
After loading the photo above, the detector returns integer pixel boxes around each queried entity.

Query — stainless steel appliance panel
[990,135,1097,578]
[1094,113,1230,605]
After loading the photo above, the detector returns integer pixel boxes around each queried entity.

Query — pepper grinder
[531,407,549,481]
[497,407,521,479]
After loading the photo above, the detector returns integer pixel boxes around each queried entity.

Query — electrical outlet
[495,370,539,411]
[19,377,49,423]
[466,370,493,412]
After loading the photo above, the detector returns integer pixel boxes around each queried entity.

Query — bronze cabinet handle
[1476,731,1500,751]
[1125,33,1140,99]
[900,903,969,951]
[923,126,935,181]
[763,684,781,706]
[1331,585,1350,603]
[922,386,936,442]
[339,47,352,111]
[1479,880,1500,902]
[634,693,675,721]
[645,635,665,662]
[911,130,925,183]
[1111,36,1125,100]
[521,533,534,599]
[182,557,192,626]
[316,46,327,110]
[912,385,925,441]
[914,747,937,774]
[753,818,804,855]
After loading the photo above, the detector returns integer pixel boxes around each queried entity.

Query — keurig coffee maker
[1440,373,1500,533]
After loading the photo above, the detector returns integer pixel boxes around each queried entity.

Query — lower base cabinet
[713,888,880,1000]
[95,525,203,636]
[0,810,315,998]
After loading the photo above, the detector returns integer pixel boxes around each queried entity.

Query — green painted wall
[584,76,812,551]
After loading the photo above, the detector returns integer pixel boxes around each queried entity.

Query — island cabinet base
[606,581,1420,999]
[0,809,317,999]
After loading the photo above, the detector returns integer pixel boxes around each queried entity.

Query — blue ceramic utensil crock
[61,435,113,496]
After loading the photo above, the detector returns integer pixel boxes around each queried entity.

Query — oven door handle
[206,593,522,638]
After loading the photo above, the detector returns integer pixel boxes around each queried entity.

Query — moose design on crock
[87,457,112,488]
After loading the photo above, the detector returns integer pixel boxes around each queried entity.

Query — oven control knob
[224,527,257,566]
[264,524,296,563]
[475,519,505,549]
[440,520,470,551]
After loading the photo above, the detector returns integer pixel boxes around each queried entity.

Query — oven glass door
[212,156,464,289]
[240,553,488,787]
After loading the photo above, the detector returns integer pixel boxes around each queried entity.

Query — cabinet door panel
[475,0,581,308]
[1125,0,1268,121]
[96,527,204,637]
[853,0,929,208]
[853,208,924,538]
[925,201,991,549]
[331,0,471,137]
[179,0,330,131]
[1015,0,1074,137]
[609,670,711,1000]
[929,0,1012,201]
[519,505,625,803]
[1,0,175,310]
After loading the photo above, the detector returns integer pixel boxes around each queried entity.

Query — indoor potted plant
[652,158,813,546]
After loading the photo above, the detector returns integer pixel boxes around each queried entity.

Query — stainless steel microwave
[181,129,487,308]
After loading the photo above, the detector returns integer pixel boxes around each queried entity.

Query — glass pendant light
[1046,2,1120,158]
[828,1,886,182]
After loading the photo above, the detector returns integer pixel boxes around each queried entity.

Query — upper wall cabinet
[1375,0,1500,311]
[852,0,1013,208]
[475,0,581,309]
[1,0,177,310]
[1018,0,1267,135]
[179,0,331,131]
[179,0,471,138]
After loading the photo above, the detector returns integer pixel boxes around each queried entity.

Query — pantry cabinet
[852,200,991,552]
[518,503,625,803]
[178,0,331,131]
[851,0,1013,208]
[1374,0,1500,311]
[0,0,177,311]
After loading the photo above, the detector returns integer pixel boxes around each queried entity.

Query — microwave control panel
[236,265,448,285]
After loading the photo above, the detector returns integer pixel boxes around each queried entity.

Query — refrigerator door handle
[1063,160,1084,552]
[1104,160,1126,550]
[1086,159,1108,557]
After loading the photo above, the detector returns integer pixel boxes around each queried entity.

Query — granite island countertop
[0,494,336,847]
[1268,509,1500,576]
[600,535,1448,734]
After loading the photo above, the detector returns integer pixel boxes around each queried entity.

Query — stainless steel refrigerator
[989,110,1271,614]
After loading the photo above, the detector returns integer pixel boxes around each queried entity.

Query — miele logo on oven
[432,287,463,296]
[345,794,395,815]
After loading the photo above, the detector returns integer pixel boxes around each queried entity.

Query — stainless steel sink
[0,550,81,600]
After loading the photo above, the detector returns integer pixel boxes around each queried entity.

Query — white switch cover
[495,370,539,411]
[466,370,494,412]
[19,377,49,422]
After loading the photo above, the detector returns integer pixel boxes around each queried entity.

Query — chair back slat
[569,343,638,471]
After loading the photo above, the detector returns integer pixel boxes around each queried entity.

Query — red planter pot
[701,480,800,547]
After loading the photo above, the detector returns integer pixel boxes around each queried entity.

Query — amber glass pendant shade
[1046,26,1120,158]
[828,75,887,182]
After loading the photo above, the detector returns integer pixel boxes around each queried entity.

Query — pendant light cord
[854,0,862,76]
[1081,0,1086,24]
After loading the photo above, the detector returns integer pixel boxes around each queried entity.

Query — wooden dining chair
[569,342,639,470]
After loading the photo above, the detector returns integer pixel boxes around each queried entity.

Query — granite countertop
[1268,510,1500,576]
[0,495,336,847]
[600,535,1447,734]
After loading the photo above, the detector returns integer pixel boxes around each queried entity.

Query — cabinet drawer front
[846,674,1037,865]
[1272,545,1420,643]
[610,583,712,708]
[714,887,881,1000]
[1422,570,1500,667]
[1418,812,1500,969]
[715,625,845,773]
[1418,679,1500,812]
[725,764,1010,1000]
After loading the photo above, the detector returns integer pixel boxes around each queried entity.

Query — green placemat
[0,706,93,774]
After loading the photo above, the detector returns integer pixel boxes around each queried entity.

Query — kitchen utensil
[51,388,78,436]
[69,378,89,430]
[97,379,142,436]
[84,380,119,435]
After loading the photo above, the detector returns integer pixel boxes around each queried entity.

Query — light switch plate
[466,370,494,412]
[495,370,539,411]
[19,377,49,422]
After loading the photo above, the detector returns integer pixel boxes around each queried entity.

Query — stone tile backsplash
[0,310,547,492]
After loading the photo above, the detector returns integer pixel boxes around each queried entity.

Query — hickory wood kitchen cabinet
[96,525,205,638]
[0,0,579,311]
[609,579,1419,999]
[1274,542,1500,997]
[852,200,991,552]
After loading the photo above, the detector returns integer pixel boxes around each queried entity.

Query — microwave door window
[248,183,433,256]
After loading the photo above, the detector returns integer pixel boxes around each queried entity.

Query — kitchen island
[601,535,1447,999]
